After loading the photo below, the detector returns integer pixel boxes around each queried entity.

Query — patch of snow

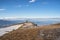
[0,24,22,36]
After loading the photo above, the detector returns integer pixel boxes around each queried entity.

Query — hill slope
[0,22,60,40]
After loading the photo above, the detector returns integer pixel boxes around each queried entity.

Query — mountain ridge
[0,22,60,40]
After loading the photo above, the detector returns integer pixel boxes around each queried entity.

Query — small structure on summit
[19,20,37,29]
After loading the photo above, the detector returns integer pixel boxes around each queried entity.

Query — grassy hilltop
[0,22,60,40]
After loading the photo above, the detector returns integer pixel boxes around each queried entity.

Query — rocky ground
[0,22,60,40]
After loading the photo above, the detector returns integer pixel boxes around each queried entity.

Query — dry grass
[0,23,60,40]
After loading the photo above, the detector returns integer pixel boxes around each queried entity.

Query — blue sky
[0,0,60,18]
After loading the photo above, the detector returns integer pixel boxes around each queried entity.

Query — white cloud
[0,9,6,11]
[16,5,29,8]
[29,0,36,3]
